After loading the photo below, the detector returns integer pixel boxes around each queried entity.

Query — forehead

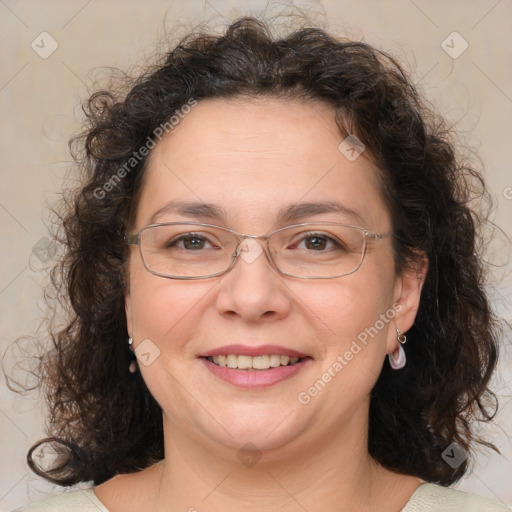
[135,97,390,231]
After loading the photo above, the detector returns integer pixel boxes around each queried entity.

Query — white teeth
[207,354,303,370]
[237,355,253,369]
[252,355,270,369]
[269,355,281,367]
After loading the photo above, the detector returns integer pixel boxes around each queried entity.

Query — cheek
[305,272,394,344]
[127,262,210,349]
[300,262,396,390]
[127,272,210,398]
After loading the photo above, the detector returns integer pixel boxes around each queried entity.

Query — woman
[11,16,509,512]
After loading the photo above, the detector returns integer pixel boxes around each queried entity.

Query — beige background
[1,0,511,510]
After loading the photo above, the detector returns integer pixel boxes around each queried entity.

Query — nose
[214,238,292,323]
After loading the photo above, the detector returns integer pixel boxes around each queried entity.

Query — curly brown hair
[9,16,502,487]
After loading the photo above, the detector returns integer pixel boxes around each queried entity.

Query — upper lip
[199,344,311,358]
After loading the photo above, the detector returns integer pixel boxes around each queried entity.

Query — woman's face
[126,97,422,459]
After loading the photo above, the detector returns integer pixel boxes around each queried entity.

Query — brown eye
[167,234,213,250]
[292,232,345,252]
[304,235,328,250]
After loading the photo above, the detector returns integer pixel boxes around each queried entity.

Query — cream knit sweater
[12,483,510,511]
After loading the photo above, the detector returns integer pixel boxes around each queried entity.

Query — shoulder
[10,488,110,512]
[402,483,510,511]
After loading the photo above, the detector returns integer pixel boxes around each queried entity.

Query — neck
[150,408,409,512]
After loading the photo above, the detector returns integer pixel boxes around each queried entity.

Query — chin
[196,407,309,454]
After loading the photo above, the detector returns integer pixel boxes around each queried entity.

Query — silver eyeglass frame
[125,221,393,280]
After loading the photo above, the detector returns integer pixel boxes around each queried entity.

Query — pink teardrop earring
[388,328,407,370]
[128,337,137,373]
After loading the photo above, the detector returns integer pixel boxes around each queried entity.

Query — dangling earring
[128,337,137,373]
[388,328,407,370]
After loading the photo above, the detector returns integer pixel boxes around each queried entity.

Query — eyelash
[166,232,345,251]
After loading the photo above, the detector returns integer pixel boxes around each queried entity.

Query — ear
[125,287,132,338]
[386,253,428,354]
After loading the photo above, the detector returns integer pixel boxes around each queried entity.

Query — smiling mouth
[204,354,308,371]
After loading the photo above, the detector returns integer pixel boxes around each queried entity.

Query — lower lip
[200,357,312,388]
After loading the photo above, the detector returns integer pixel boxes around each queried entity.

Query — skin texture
[95,97,427,511]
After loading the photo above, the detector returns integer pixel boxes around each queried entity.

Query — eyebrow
[149,200,366,226]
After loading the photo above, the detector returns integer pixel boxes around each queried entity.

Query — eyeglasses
[126,221,393,280]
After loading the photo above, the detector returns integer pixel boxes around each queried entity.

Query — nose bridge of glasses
[233,232,273,261]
